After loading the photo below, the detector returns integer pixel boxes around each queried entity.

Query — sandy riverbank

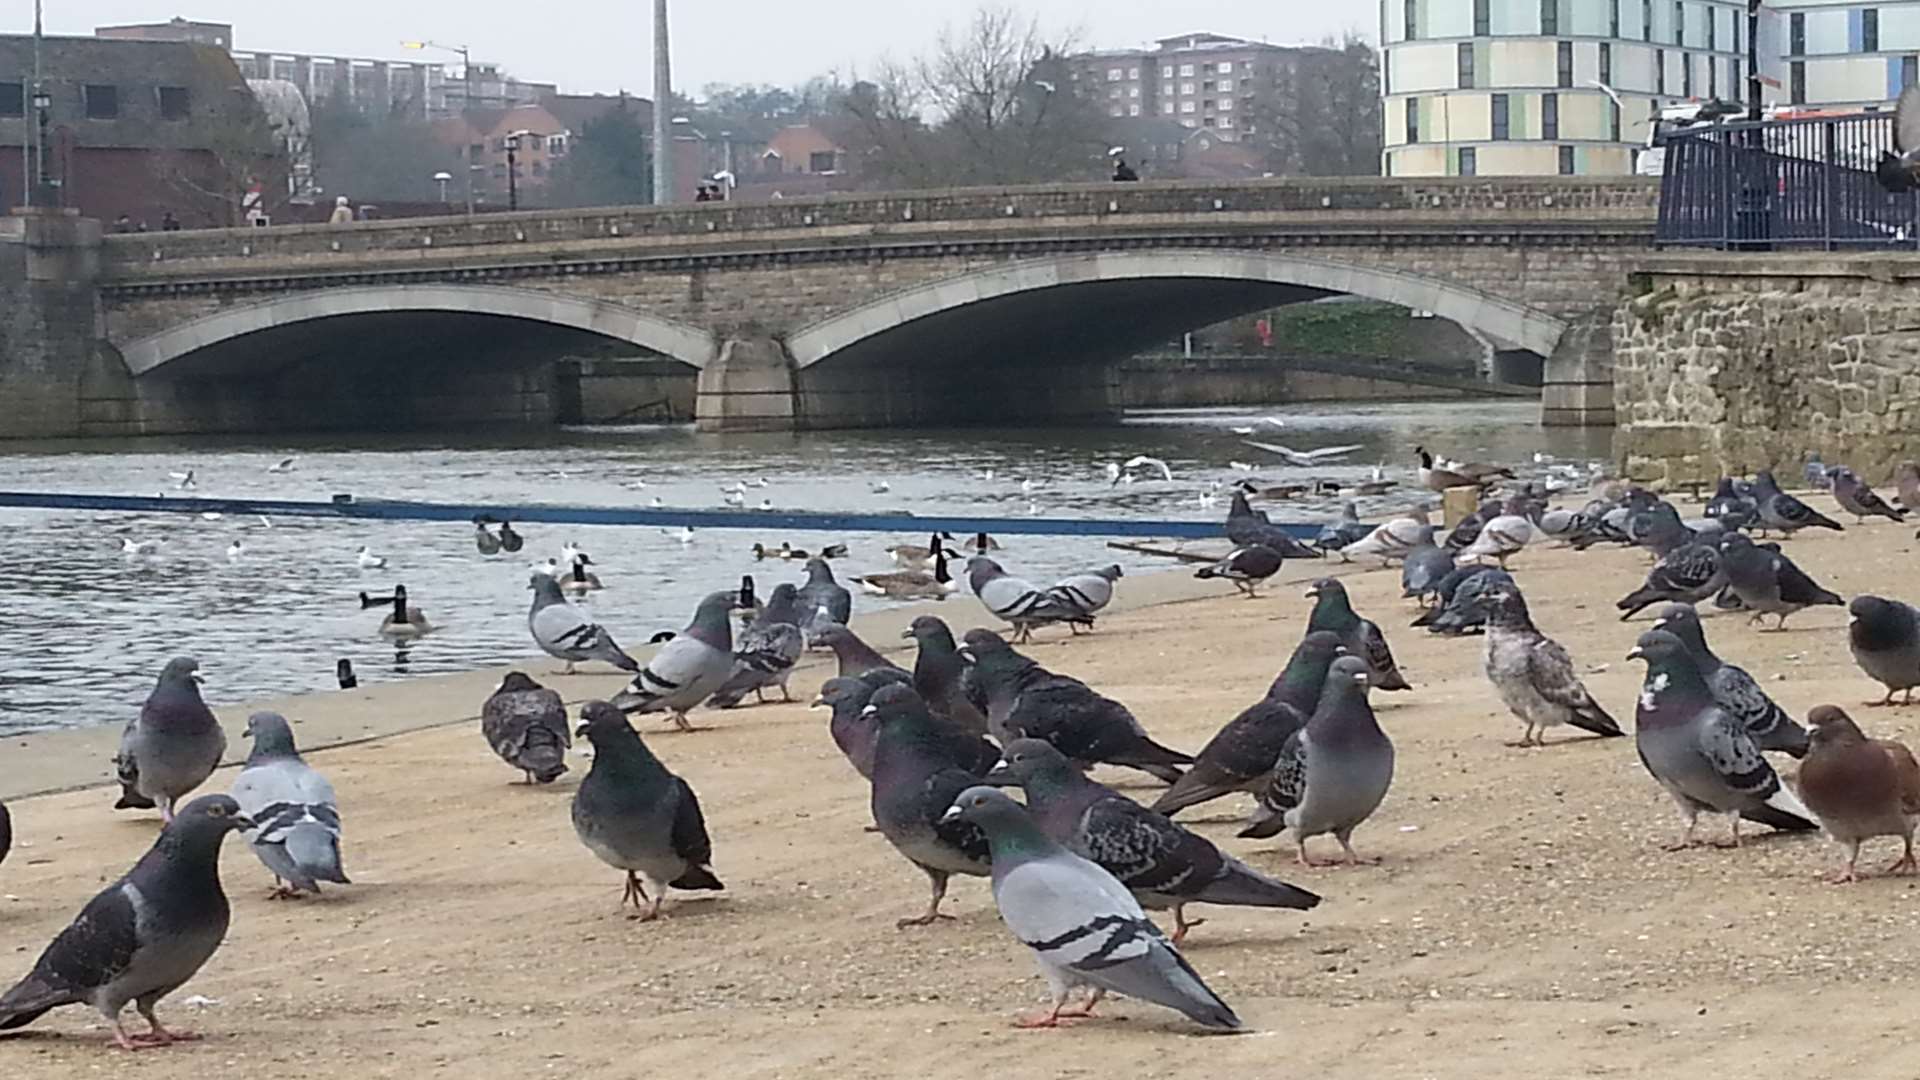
[5,497,1920,1080]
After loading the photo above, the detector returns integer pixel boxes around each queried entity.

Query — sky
[25,2,1374,98]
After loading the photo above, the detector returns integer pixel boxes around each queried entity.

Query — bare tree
[152,90,291,227]
[1245,35,1384,177]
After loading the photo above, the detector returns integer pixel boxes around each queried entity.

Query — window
[1128,67,1139,80]
[1458,42,1475,89]
[1674,2,1685,46]
[1129,85,1140,98]
[1203,116,1215,127]
[1557,42,1573,87]
[1406,97,1420,143]
[1108,105,1123,117]
[1600,42,1612,85]
[808,150,836,173]
[1217,61,1233,74]
[1610,0,1621,37]
[1202,80,1215,92]
[1790,60,1805,104]
[1543,92,1559,138]
[492,163,506,178]
[469,142,484,160]
[1682,52,1693,97]
[1219,117,1234,129]
[1559,145,1576,175]
[1541,0,1558,35]
[1161,101,1174,114]
[1405,0,1418,40]
[1906,56,1919,90]
[1128,103,1141,116]
[1732,58,1742,97]
[1491,94,1510,140]
[1220,97,1234,110]
[1107,68,1122,81]
[1708,56,1717,98]
[1180,100,1195,114]
[1789,13,1805,55]
[548,135,566,154]
[1161,64,1174,77]
[1643,0,1653,41]
[1458,147,1477,176]
[1180,63,1195,76]
[1383,51,1392,95]
[1109,87,1121,100]
[156,86,190,120]
[83,84,118,119]
[1474,0,1490,35]
[1656,48,1666,94]
[1733,17,1740,55]
[0,82,21,118]
[1609,100,1622,141]
[1866,9,1880,52]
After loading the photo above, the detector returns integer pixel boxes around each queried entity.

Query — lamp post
[433,170,452,203]
[31,86,52,205]
[652,0,672,204]
[402,39,473,218]
[504,130,525,211]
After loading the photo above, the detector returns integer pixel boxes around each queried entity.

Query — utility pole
[25,0,40,208]
[401,40,475,217]
[652,0,673,205]
[1746,0,1763,122]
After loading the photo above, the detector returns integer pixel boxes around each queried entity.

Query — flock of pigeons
[12,446,1920,1044]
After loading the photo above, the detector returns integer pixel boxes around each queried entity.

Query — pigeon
[229,712,349,897]
[571,701,723,920]
[611,590,745,731]
[1312,501,1373,554]
[1626,629,1818,848]
[1718,532,1843,630]
[527,574,640,675]
[1398,528,1452,604]
[1797,705,1920,881]
[1459,510,1536,567]
[1651,604,1810,757]
[867,685,993,927]
[1482,588,1623,747]
[905,615,990,738]
[1896,461,1920,511]
[1305,577,1411,690]
[796,556,853,639]
[814,676,886,779]
[1150,631,1344,817]
[1193,544,1285,597]
[706,583,806,709]
[1339,511,1430,566]
[1828,466,1907,523]
[959,630,1191,783]
[1443,499,1500,552]
[0,795,252,1050]
[1874,83,1920,193]
[811,623,906,680]
[0,800,9,870]
[990,738,1319,943]
[1804,452,1832,492]
[1848,595,1920,706]
[1616,538,1726,621]
[967,556,1091,642]
[1238,656,1396,864]
[1224,492,1320,558]
[1046,564,1124,625]
[1412,564,1511,636]
[940,786,1241,1031]
[114,658,227,823]
[1626,501,1697,558]
[1704,477,1759,531]
[1751,469,1843,535]
[480,671,571,783]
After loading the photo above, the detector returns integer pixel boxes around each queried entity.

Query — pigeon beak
[900,628,915,640]
[983,766,1016,786]
[859,704,878,717]
[808,698,827,711]
[230,813,256,831]
[574,723,591,738]
[957,648,975,662]
[1625,646,1644,661]
[1351,672,1368,685]
[1651,618,1667,629]
[938,805,964,825]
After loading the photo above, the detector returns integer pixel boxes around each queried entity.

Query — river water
[0,400,1609,734]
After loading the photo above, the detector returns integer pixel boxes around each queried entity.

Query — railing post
[1822,120,1838,252]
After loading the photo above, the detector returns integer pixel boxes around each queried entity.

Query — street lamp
[402,39,474,218]
[432,170,452,203]
[30,86,51,204]
[504,130,529,211]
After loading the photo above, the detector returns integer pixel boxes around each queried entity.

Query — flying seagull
[1244,440,1364,468]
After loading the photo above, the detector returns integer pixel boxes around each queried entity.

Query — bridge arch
[785,250,1567,369]
[119,283,718,377]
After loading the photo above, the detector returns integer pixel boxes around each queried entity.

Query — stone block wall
[1614,255,1920,486]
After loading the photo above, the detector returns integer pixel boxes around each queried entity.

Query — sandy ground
[6,495,1920,1080]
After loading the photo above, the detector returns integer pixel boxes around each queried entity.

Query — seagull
[1027,501,1043,516]
[1103,462,1123,486]
[664,526,695,544]
[530,557,560,577]
[1195,489,1219,510]
[869,481,892,494]
[560,541,585,566]
[255,515,273,529]
[120,537,158,558]
[977,468,996,481]
[1123,455,1173,482]
[1020,478,1043,494]
[649,496,664,508]
[226,540,245,564]
[198,512,223,522]
[1230,461,1257,473]
[623,479,649,490]
[266,457,296,474]
[723,489,747,508]
[355,546,387,570]
[1244,440,1364,468]
[746,477,769,489]
[758,498,774,511]
[1231,426,1255,435]
[170,469,196,490]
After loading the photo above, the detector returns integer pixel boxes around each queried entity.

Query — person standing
[1112,157,1139,182]
[328,195,353,225]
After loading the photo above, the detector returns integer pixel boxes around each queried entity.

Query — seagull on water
[356,546,388,570]
[723,489,747,508]
[1243,440,1365,468]
[226,540,245,564]
[665,526,695,544]
[170,469,196,490]
[266,457,296,474]
[869,480,892,494]
[1229,461,1257,473]
[120,537,158,558]
[649,496,664,508]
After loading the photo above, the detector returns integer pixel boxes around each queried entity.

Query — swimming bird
[610,590,746,730]
[1798,705,1920,881]
[1238,656,1396,864]
[480,671,571,784]
[376,585,434,638]
[1195,544,1285,597]
[967,556,1090,642]
[266,457,296,474]
[886,533,957,570]
[224,540,244,564]
[1849,595,1920,706]
[1306,578,1411,690]
[355,546,387,570]
[230,712,349,898]
[721,489,745,508]
[170,469,196,490]
[114,658,227,823]
[0,795,251,1050]
[497,521,525,552]
[527,573,639,675]
[1416,447,1510,491]
[854,547,958,600]
[559,554,604,596]
[666,525,695,544]
[571,701,723,921]
[869,480,892,493]
[1244,440,1363,468]
[335,659,357,689]
[1482,588,1622,747]
[706,583,805,708]
[1652,603,1810,756]
[120,537,159,558]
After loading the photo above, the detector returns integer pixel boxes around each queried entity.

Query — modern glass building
[1381,0,1751,175]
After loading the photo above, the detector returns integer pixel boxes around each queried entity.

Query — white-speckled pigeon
[1482,588,1622,747]
[480,671,571,784]
[1239,656,1396,865]
[114,657,227,824]
[527,573,639,675]
[571,701,722,920]
[230,712,349,897]
[610,590,744,730]
[1652,603,1809,756]
[1616,536,1726,621]
[1306,578,1410,690]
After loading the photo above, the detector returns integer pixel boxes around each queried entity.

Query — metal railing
[1656,111,1918,250]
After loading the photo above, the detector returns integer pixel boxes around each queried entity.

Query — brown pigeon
[1797,705,1920,883]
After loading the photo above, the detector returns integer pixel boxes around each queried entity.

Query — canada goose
[852,547,957,600]
[969,531,1002,553]
[560,554,604,595]
[474,521,501,556]
[1415,446,1511,490]
[885,532,957,569]
[377,585,435,638]
[497,521,525,552]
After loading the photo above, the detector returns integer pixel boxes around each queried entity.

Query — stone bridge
[0,177,1658,437]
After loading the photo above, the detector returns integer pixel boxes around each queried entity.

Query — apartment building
[1070,32,1333,141]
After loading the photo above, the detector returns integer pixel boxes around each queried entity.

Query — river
[0,400,1609,734]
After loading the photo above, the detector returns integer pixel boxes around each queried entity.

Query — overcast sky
[28,2,1374,97]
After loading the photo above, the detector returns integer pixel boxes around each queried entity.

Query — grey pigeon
[1718,532,1843,629]
[570,700,723,920]
[813,676,886,779]
[114,658,227,823]
[480,671,571,784]
[1306,578,1411,690]
[1194,544,1285,597]
[1751,469,1843,535]
[991,738,1319,944]
[943,786,1240,1030]
[0,795,251,1049]
[1651,603,1810,757]
[1704,477,1759,531]
[610,590,743,730]
[1312,500,1373,554]
[1151,631,1344,817]
[1626,629,1817,847]
[1239,656,1396,865]
[1875,84,1920,192]
[1829,466,1907,523]
[706,583,806,708]
[1225,490,1320,558]
[967,556,1091,642]
[1410,564,1504,635]
[1627,501,1696,558]
[867,684,992,927]
[1482,588,1622,747]
[1046,564,1124,628]
[1399,528,1453,604]
[906,615,990,737]
[1849,595,1920,706]
[230,712,350,897]
[0,800,10,870]
[959,629,1192,783]
[1897,461,1920,511]
[811,623,906,680]
[527,574,639,675]
[1804,452,1831,491]
[1443,498,1500,552]
[796,557,853,646]
[1616,537,1725,621]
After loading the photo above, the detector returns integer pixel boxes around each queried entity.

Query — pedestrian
[160,211,180,231]
[328,195,353,225]
[113,213,133,233]
[1112,157,1139,182]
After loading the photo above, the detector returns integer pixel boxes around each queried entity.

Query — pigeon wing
[0,881,140,1025]
[1695,712,1783,802]
[1525,637,1621,736]
[669,777,715,870]
[1078,796,1204,894]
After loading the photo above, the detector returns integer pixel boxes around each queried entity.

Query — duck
[497,521,525,553]
[968,531,1002,554]
[885,532,957,569]
[751,541,811,560]
[851,547,957,600]
[818,543,849,559]
[226,540,245,564]
[559,553,604,595]
[356,546,388,570]
[377,585,435,638]
[473,521,501,556]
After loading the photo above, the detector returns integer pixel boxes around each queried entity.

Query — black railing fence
[1656,111,1919,250]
